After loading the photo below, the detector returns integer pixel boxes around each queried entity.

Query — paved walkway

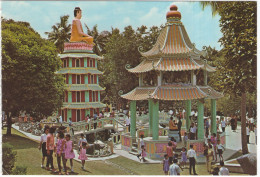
[224,125,257,154]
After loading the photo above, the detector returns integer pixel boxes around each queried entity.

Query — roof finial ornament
[138,46,144,53]
[166,4,182,23]
[118,90,124,96]
[125,64,132,70]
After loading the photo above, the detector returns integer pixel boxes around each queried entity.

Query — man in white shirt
[187,145,197,175]
[59,115,63,123]
[219,161,229,175]
[246,125,250,144]
[182,107,185,119]
[250,117,254,131]
[125,116,131,132]
[169,158,181,175]
[221,118,226,132]
[191,110,195,116]
[190,123,196,140]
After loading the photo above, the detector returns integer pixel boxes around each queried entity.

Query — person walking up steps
[65,134,75,174]
[162,154,170,175]
[187,145,197,175]
[137,135,144,160]
[140,145,147,162]
[78,142,88,170]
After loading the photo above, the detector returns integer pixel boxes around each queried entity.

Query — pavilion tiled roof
[121,84,221,101]
[140,23,201,58]
[156,57,201,71]
[65,84,105,91]
[61,102,106,109]
[127,57,206,73]
[153,84,207,101]
[56,68,103,75]
[127,59,160,73]
[120,87,156,100]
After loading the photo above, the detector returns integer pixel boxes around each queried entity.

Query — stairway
[129,142,139,156]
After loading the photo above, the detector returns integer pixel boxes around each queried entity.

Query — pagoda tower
[120,5,223,159]
[57,42,106,122]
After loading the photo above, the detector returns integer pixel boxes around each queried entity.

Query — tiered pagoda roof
[121,84,223,101]
[121,4,222,101]
[127,4,216,74]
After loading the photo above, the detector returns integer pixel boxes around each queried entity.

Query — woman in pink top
[65,134,75,173]
[166,141,174,164]
[46,127,56,172]
[78,142,88,170]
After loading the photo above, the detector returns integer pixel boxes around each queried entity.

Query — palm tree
[45,15,71,53]
[199,1,249,154]
[84,24,110,56]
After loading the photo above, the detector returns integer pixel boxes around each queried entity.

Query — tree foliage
[2,18,64,134]
[98,25,161,107]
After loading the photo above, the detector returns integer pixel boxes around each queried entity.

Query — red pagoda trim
[64,42,93,52]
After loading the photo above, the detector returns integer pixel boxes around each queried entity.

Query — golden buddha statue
[70,7,94,44]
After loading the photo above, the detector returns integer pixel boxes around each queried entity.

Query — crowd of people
[39,125,89,175]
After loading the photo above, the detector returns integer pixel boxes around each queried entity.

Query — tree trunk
[6,112,12,136]
[241,92,248,154]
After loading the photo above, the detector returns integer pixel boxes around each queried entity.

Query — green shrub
[12,166,27,175]
[2,143,17,174]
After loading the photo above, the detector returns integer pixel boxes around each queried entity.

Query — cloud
[123,17,131,25]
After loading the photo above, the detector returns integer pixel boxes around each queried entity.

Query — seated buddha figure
[169,116,178,131]
[70,7,94,44]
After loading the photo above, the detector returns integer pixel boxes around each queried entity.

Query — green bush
[12,166,27,175]
[2,143,17,174]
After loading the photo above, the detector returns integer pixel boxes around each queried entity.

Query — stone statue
[70,7,94,44]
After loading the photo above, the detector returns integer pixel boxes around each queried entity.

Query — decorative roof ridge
[188,58,204,69]
[160,25,170,53]
[193,58,217,72]
[136,86,157,89]
[139,27,168,57]
[194,85,210,97]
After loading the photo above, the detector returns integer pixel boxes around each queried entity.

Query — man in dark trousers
[177,117,182,141]
[187,145,198,175]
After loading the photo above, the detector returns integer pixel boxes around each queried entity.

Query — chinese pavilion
[57,42,106,122]
[120,5,223,159]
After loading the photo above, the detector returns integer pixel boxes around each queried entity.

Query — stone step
[132,143,138,148]
[131,147,138,152]
[129,151,139,156]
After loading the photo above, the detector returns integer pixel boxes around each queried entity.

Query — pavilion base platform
[121,132,135,152]
[143,136,171,160]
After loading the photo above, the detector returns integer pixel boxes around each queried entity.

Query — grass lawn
[2,128,128,175]
[2,128,247,175]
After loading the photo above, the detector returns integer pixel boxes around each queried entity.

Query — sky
[1,1,222,51]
